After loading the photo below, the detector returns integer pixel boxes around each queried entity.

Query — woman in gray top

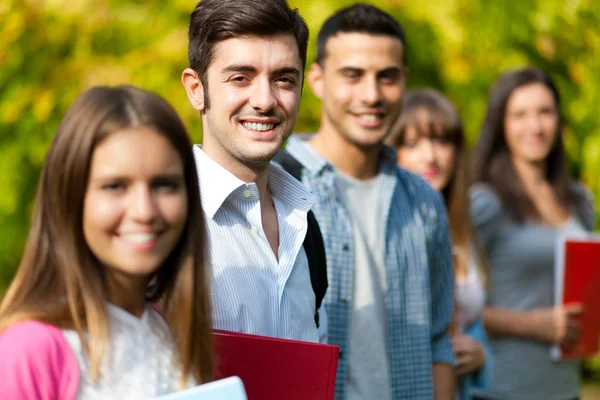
[470,67,596,400]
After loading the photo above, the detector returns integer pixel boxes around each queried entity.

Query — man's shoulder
[392,165,444,207]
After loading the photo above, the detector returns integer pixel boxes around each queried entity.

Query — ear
[181,68,206,111]
[307,63,325,100]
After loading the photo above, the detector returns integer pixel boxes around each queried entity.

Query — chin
[239,151,279,166]
[523,153,550,164]
[353,130,389,147]
[240,144,283,163]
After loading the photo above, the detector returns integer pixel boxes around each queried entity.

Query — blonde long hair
[387,88,488,284]
[0,86,213,384]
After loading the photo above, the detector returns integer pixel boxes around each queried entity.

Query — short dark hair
[315,3,406,65]
[472,67,582,222]
[188,0,309,108]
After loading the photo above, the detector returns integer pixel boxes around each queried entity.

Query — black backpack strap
[304,210,328,326]
[274,150,328,328]
[274,150,304,180]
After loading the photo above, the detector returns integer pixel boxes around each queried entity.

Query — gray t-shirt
[335,170,391,400]
[469,183,595,400]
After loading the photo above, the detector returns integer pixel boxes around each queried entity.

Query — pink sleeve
[0,321,80,400]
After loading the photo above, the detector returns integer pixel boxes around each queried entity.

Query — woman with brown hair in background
[470,67,595,400]
[0,85,213,399]
[388,88,491,400]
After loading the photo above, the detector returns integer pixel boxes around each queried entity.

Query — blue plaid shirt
[284,136,455,399]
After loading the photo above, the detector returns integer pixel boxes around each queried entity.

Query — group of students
[0,1,595,400]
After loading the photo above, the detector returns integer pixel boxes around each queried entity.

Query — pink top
[0,321,80,400]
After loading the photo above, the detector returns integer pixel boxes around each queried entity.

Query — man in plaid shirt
[278,4,455,399]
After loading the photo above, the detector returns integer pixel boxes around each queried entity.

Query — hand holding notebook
[552,234,600,360]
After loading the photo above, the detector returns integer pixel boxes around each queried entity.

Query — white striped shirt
[194,146,318,342]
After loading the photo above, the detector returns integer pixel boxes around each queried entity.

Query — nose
[248,77,277,112]
[129,185,157,223]
[528,114,544,134]
[359,76,381,106]
[420,139,436,163]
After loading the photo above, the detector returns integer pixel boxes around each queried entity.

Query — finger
[452,336,472,352]
[455,355,472,376]
[564,303,584,317]
[456,365,471,376]
[562,332,579,349]
[562,322,581,348]
[458,352,472,364]
[568,320,581,334]
[567,321,581,341]
[453,342,467,354]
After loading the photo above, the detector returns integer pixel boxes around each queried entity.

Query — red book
[212,330,339,400]
[552,234,600,360]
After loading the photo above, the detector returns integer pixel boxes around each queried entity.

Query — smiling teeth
[359,114,378,122]
[122,233,156,243]
[242,122,274,131]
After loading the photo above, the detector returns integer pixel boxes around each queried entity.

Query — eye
[539,107,556,115]
[275,76,297,88]
[511,111,526,120]
[341,70,361,81]
[434,136,454,146]
[230,75,250,85]
[401,139,418,149]
[153,178,182,192]
[102,182,125,191]
[379,71,401,85]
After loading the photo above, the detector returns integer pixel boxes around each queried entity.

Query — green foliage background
[1,0,600,380]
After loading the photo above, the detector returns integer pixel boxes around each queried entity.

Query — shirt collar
[285,134,400,177]
[194,145,315,219]
[194,145,247,219]
[285,135,332,176]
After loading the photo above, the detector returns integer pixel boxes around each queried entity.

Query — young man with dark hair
[275,3,455,398]
[181,0,327,343]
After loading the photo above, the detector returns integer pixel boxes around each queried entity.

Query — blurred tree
[1,0,600,330]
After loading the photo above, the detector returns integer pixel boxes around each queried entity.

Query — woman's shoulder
[1,320,64,349]
[571,181,596,231]
[468,183,503,222]
[0,320,79,400]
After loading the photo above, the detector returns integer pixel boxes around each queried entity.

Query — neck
[105,272,149,318]
[201,138,270,194]
[310,122,381,180]
[512,156,547,188]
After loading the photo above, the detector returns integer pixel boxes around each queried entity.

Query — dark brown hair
[472,67,581,222]
[0,85,213,385]
[316,3,406,65]
[388,88,487,283]
[188,0,309,108]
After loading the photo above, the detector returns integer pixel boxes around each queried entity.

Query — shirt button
[340,298,348,305]
[243,189,251,198]
[250,226,259,235]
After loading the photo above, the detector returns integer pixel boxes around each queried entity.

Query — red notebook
[212,330,339,400]
[552,234,600,360]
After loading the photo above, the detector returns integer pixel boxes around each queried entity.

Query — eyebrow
[273,67,301,78]
[221,64,301,79]
[337,66,404,75]
[221,64,257,75]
